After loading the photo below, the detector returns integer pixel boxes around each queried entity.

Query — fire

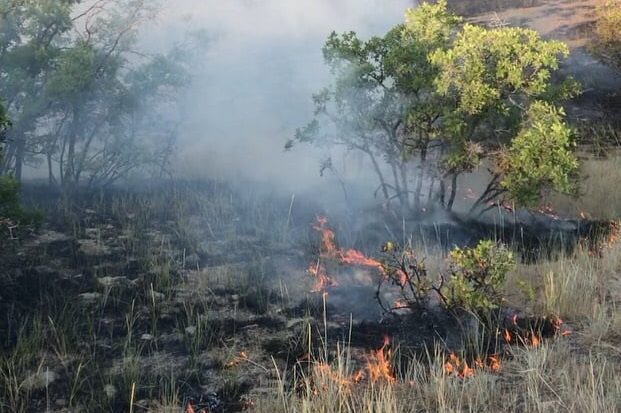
[537,204,559,220]
[503,329,512,343]
[308,217,397,292]
[365,336,395,384]
[308,261,338,292]
[310,337,395,393]
[443,353,502,378]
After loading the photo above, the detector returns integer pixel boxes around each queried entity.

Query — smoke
[140,0,414,194]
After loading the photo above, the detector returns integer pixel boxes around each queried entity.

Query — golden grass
[546,153,621,219]
[254,238,621,413]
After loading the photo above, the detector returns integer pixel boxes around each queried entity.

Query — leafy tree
[291,1,580,215]
[287,1,462,213]
[0,0,189,189]
[428,21,580,212]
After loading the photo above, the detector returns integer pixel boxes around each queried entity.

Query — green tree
[292,1,580,215]
[427,20,580,212]
[0,0,189,189]
[287,1,461,213]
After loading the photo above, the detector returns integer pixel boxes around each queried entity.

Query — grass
[1,178,621,412]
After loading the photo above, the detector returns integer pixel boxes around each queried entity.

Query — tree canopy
[0,0,190,189]
[289,0,580,215]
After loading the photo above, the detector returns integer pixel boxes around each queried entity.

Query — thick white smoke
[142,0,414,192]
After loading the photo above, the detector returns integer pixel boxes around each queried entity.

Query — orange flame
[309,217,397,292]
[365,336,395,384]
[503,329,512,343]
[444,353,502,378]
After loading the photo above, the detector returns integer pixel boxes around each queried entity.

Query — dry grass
[254,237,621,413]
[254,339,621,413]
[545,152,621,219]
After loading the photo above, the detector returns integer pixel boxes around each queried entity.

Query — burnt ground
[0,181,606,412]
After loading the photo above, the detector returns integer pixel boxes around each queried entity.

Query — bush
[592,0,621,70]
[442,241,515,313]
[0,175,43,240]
[378,240,514,315]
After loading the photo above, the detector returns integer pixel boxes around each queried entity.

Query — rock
[79,292,102,305]
[21,370,57,391]
[185,326,197,336]
[97,276,129,289]
[104,384,117,399]
[55,398,67,407]
[78,239,110,256]
[140,333,155,341]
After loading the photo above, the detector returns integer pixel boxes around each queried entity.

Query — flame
[463,187,477,200]
[308,217,396,292]
[488,355,501,372]
[537,204,559,220]
[444,353,502,378]
[308,261,338,292]
[530,334,541,348]
[503,329,512,343]
[365,336,395,384]
[310,337,395,393]
[393,298,410,310]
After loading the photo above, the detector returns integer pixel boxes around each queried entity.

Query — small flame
[444,353,502,378]
[503,329,512,343]
[308,217,394,292]
[365,336,395,384]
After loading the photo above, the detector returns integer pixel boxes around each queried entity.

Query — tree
[0,0,189,189]
[291,1,580,216]
[286,1,461,213]
[427,21,580,213]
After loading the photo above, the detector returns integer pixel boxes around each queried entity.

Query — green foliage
[0,0,190,186]
[430,24,573,115]
[500,101,578,206]
[592,0,621,71]
[293,1,581,213]
[442,240,515,313]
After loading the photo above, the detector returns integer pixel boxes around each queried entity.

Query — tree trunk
[368,151,390,202]
[446,173,458,211]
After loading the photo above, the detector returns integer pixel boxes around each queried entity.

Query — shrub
[441,240,515,313]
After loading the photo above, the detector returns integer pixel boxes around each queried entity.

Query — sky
[140,0,414,192]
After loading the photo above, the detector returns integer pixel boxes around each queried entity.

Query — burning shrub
[442,241,515,313]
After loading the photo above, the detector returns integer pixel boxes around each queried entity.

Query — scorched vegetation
[1,1,620,413]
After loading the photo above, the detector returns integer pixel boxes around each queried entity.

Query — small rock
[79,292,102,305]
[231,294,240,302]
[104,384,117,399]
[21,370,57,391]
[140,333,155,341]
[97,276,128,289]
[55,399,67,407]
[185,326,197,336]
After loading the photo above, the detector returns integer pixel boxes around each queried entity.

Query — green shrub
[441,240,515,313]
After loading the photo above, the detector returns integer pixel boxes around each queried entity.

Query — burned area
[1,1,621,412]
